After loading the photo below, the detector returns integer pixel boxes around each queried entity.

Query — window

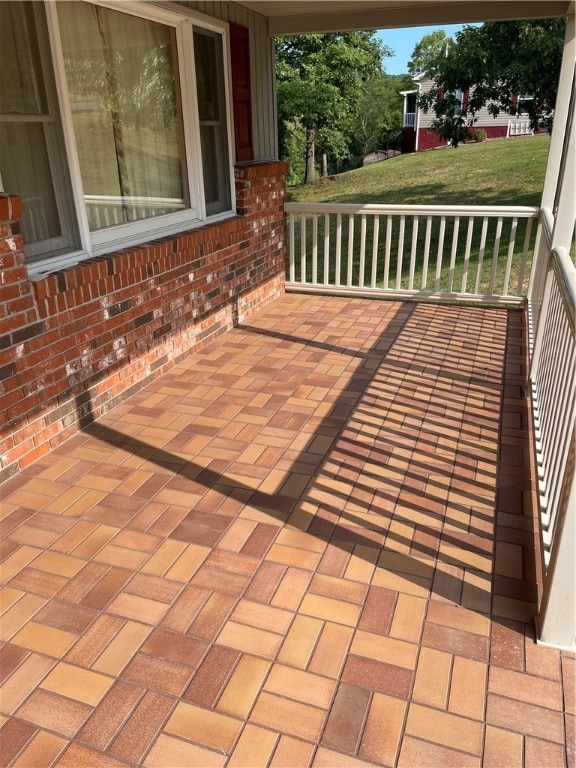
[517,95,534,115]
[0,2,79,259]
[0,0,236,270]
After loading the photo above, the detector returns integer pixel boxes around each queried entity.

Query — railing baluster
[474,217,489,294]
[335,213,342,286]
[502,217,518,296]
[283,202,539,302]
[460,217,475,294]
[289,213,295,283]
[312,213,318,285]
[434,216,446,291]
[384,215,392,289]
[516,217,533,295]
[301,214,307,284]
[371,215,380,288]
[347,214,355,286]
[323,213,330,285]
[447,216,460,293]
[422,216,432,289]
[359,214,367,288]
[408,216,419,291]
[488,217,503,295]
[396,215,406,289]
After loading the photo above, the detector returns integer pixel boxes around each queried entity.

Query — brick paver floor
[1,294,574,767]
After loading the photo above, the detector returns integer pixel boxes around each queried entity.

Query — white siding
[416,75,512,130]
[179,1,277,161]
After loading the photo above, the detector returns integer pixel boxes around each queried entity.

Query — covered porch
[1,292,573,767]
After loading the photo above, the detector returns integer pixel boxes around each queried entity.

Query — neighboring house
[400,72,539,152]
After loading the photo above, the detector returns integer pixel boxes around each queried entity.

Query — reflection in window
[57,2,188,230]
[194,29,231,215]
[0,2,78,258]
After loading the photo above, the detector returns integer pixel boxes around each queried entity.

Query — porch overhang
[235,0,573,35]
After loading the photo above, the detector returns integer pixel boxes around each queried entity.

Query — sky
[376,24,466,75]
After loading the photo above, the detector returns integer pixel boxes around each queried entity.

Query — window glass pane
[0,2,77,260]
[57,2,188,231]
[0,123,61,242]
[194,29,231,215]
[0,2,46,114]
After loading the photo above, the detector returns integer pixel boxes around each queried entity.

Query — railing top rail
[285,201,540,218]
[553,246,576,330]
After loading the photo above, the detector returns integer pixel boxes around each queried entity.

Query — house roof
[234,0,573,35]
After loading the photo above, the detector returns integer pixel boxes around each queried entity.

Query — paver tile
[16,689,92,738]
[406,703,484,755]
[40,662,114,706]
[144,734,226,767]
[359,692,407,765]
[250,691,326,742]
[216,655,271,718]
[10,729,67,767]
[165,701,242,753]
[321,682,371,753]
[264,664,336,709]
[0,296,568,768]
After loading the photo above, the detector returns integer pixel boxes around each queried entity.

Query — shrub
[473,128,487,143]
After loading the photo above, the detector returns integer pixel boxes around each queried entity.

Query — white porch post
[540,12,575,218]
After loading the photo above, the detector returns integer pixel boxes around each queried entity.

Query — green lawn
[287,134,550,207]
[286,136,550,297]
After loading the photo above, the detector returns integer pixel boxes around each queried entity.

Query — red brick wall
[0,161,288,482]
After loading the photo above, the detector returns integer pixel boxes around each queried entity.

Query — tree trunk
[321,152,328,177]
[304,128,316,184]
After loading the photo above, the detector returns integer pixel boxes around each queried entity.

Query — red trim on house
[230,23,254,163]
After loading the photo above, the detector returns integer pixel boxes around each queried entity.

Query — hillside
[287,135,550,208]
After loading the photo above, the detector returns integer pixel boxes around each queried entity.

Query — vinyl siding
[415,76,512,130]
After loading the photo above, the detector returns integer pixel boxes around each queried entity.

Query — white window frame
[29,0,236,276]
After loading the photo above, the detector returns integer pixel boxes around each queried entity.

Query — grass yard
[287,134,550,207]
[286,135,550,296]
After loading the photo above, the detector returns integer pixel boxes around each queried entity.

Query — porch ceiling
[235,0,573,35]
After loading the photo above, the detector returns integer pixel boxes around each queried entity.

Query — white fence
[285,202,540,303]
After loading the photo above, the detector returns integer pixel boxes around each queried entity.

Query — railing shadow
[75,297,539,621]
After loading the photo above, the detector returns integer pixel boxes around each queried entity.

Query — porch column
[540,12,575,226]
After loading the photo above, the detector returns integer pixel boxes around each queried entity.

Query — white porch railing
[507,118,534,137]
[530,245,576,649]
[285,202,540,303]
[403,113,416,128]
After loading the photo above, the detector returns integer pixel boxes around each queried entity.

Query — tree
[276,32,390,183]
[352,75,411,160]
[408,30,451,76]
[419,19,566,141]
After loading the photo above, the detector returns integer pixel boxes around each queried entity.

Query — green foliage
[473,128,487,142]
[276,32,390,182]
[418,19,566,137]
[351,75,411,161]
[408,30,451,76]
[288,136,550,294]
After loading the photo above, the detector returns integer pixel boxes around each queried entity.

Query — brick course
[0,161,288,482]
